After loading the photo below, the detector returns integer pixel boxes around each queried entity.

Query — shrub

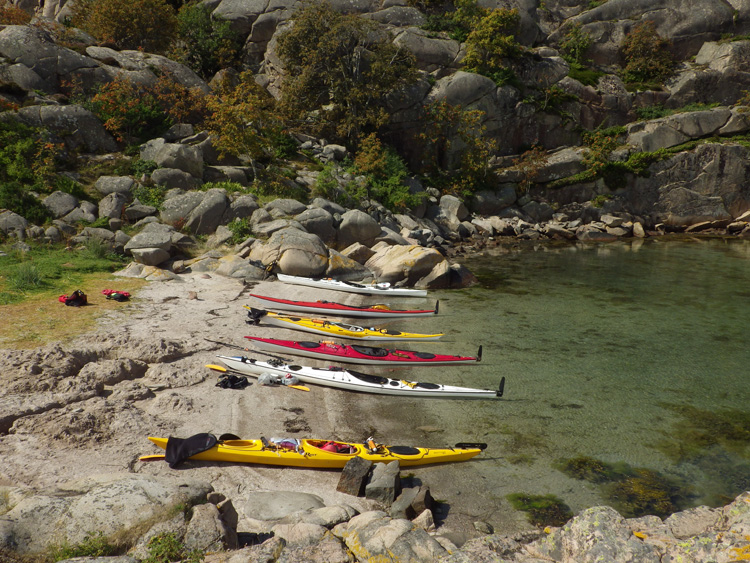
[0,182,51,224]
[205,70,279,176]
[86,76,172,143]
[462,8,522,86]
[132,183,168,209]
[512,145,547,193]
[352,134,423,211]
[227,217,252,244]
[0,0,31,24]
[276,0,418,147]
[171,2,242,79]
[130,159,159,178]
[416,100,497,197]
[560,23,591,66]
[312,162,349,205]
[621,21,674,85]
[70,0,177,52]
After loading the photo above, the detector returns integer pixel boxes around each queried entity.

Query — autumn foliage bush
[83,76,208,143]
[621,21,674,85]
[71,0,177,52]
[0,0,31,24]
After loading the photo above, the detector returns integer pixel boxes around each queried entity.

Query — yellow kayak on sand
[245,307,443,341]
[142,435,486,469]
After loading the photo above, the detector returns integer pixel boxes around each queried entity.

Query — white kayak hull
[277,273,428,297]
[217,355,503,399]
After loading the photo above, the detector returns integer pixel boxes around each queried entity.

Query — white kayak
[276,273,428,298]
[216,355,504,399]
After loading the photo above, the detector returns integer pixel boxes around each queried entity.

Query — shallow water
[388,237,750,526]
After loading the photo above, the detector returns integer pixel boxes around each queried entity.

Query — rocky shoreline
[0,268,747,563]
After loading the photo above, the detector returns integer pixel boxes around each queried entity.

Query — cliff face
[2,0,750,228]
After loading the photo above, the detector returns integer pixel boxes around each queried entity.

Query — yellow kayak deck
[144,437,482,469]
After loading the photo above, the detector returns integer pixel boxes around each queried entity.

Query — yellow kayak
[142,436,485,469]
[246,307,443,341]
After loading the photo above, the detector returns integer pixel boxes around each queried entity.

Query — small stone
[473,520,494,534]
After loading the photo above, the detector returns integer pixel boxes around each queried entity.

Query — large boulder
[94,176,135,196]
[242,491,326,522]
[364,245,446,286]
[249,227,329,277]
[624,143,750,224]
[0,210,29,237]
[160,191,205,228]
[16,105,119,153]
[151,143,204,179]
[554,0,744,65]
[337,209,382,248]
[151,168,203,190]
[0,475,212,555]
[666,40,750,107]
[42,191,78,218]
[333,511,447,563]
[183,188,230,235]
[391,28,461,71]
[626,108,735,152]
[528,506,661,562]
[0,25,102,94]
[294,207,336,243]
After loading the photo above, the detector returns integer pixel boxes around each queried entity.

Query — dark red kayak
[244,336,482,366]
[249,294,438,318]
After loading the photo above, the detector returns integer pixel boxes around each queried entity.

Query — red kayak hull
[244,336,481,366]
[249,294,437,318]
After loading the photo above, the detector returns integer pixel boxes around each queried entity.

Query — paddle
[139,454,166,462]
[206,364,310,392]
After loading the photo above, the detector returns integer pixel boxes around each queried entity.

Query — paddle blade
[477,345,483,362]
[289,385,310,392]
[206,364,228,372]
[434,300,439,315]
[497,376,506,398]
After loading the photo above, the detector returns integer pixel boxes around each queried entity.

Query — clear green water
[398,237,750,525]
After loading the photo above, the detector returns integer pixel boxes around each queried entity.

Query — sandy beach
[1,271,513,540]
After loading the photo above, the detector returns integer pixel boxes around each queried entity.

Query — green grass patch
[49,531,117,562]
[506,493,573,527]
[143,533,204,563]
[636,102,721,121]
[0,242,146,348]
[568,63,603,87]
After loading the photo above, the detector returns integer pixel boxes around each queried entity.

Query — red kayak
[244,336,481,366]
[249,294,438,318]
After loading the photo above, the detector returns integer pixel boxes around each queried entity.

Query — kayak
[276,273,428,298]
[249,294,438,319]
[216,355,504,399]
[245,307,443,341]
[244,336,481,366]
[143,435,486,469]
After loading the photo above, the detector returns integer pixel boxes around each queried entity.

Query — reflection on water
[403,237,750,527]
